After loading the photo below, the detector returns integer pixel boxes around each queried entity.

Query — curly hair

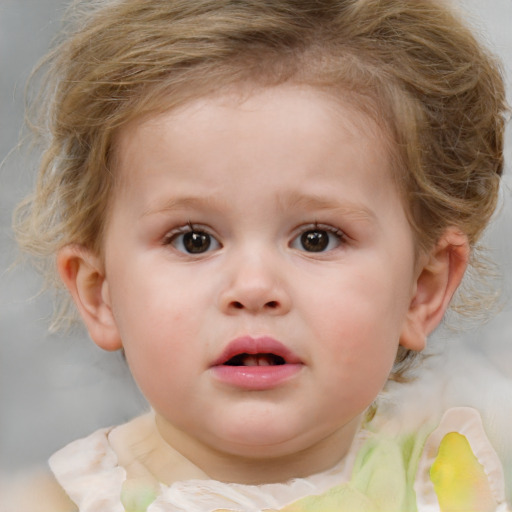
[14,0,507,378]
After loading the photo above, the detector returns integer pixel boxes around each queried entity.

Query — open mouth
[211,336,302,389]
[223,353,287,367]
[211,335,302,369]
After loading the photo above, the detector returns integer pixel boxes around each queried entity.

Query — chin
[208,417,327,459]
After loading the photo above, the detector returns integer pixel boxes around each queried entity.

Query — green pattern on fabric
[121,479,159,512]
[119,423,499,512]
[270,427,433,512]
[118,430,432,512]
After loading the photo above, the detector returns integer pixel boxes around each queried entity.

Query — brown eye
[167,226,221,255]
[182,231,211,253]
[291,225,344,253]
[300,230,329,252]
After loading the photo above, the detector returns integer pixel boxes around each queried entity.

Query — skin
[58,84,468,486]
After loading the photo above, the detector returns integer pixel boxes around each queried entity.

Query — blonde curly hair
[14,0,507,377]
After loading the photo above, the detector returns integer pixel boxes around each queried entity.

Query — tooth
[258,357,271,366]
[244,356,259,367]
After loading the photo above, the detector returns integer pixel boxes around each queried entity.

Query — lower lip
[210,364,303,390]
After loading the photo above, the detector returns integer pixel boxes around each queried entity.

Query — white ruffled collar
[49,408,509,512]
[49,413,362,512]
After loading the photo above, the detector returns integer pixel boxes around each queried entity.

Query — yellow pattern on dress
[430,432,497,512]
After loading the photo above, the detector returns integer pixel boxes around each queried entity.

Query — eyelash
[163,222,221,255]
[162,222,346,255]
[290,223,346,253]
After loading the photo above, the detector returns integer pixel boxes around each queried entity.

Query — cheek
[108,288,189,382]
[122,326,199,414]
[110,262,197,330]
[304,271,406,381]
[112,272,214,366]
[309,272,407,340]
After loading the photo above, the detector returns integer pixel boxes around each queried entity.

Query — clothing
[49,407,509,512]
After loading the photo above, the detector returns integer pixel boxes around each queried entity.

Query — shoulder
[0,468,77,512]
[49,422,127,511]
[275,407,510,512]
[46,413,171,511]
[414,407,510,512]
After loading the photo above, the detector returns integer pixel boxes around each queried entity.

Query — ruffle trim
[49,427,127,512]
[49,408,510,512]
[49,419,358,512]
[415,407,509,512]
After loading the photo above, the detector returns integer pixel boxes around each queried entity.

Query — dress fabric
[49,407,510,512]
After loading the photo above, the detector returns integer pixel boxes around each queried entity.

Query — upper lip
[211,336,302,366]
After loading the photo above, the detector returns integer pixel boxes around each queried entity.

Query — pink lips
[210,336,303,390]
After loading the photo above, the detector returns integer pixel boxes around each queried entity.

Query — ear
[400,228,469,351]
[57,245,122,351]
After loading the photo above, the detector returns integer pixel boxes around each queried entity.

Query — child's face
[95,85,423,475]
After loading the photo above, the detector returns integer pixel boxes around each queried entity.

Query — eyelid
[292,222,346,238]
[163,222,210,240]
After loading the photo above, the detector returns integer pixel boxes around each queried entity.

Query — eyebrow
[142,192,376,223]
[276,191,377,223]
[141,195,223,217]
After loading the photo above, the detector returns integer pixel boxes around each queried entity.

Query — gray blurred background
[1,0,511,476]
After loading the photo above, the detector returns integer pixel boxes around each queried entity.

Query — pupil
[301,230,328,252]
[184,231,210,253]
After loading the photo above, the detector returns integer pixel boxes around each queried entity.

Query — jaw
[153,406,363,485]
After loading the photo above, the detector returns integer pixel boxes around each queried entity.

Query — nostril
[229,300,278,310]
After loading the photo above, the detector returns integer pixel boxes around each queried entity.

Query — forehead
[113,83,393,186]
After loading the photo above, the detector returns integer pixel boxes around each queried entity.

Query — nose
[219,252,292,315]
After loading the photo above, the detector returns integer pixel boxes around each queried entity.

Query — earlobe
[400,228,469,351]
[57,245,122,351]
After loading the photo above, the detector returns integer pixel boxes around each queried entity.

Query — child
[11,0,510,510]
